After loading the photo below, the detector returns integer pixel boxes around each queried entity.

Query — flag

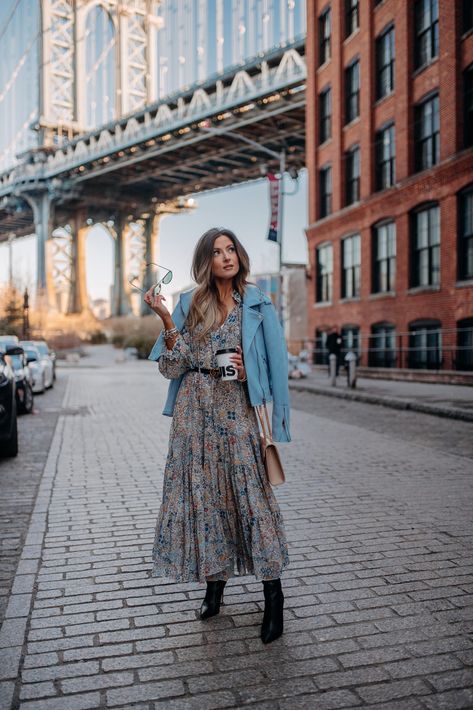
[267,172,279,242]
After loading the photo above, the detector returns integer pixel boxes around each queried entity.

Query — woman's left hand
[230,346,246,381]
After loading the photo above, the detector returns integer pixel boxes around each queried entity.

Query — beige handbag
[255,403,286,486]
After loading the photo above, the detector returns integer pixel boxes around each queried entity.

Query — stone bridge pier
[24,190,191,317]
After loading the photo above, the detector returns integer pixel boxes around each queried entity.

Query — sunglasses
[128,263,173,296]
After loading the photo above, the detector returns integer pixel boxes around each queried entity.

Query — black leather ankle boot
[199,580,226,620]
[261,578,284,644]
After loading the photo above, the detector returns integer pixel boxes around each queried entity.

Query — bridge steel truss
[0,34,306,316]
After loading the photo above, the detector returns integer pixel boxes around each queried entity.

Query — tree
[0,285,23,336]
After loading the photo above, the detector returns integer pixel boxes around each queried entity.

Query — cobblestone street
[1,351,473,709]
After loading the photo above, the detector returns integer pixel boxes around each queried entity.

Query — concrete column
[68,210,88,314]
[140,214,161,316]
[112,214,132,316]
[141,217,154,316]
[27,190,56,307]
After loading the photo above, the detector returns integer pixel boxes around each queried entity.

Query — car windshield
[25,349,38,360]
[35,343,49,356]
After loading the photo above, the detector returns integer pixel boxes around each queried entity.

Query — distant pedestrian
[326,327,342,376]
[145,227,291,645]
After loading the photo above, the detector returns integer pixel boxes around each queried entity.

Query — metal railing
[308,325,473,372]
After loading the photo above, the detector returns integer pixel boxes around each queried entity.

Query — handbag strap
[255,403,273,446]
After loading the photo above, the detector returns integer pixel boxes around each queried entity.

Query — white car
[20,342,53,390]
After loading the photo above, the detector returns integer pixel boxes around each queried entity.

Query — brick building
[305,0,473,371]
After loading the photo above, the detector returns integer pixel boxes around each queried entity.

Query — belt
[189,366,221,379]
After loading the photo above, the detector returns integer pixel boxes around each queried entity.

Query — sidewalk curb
[0,382,69,710]
[289,380,473,423]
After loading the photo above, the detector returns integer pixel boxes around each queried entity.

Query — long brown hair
[186,227,250,341]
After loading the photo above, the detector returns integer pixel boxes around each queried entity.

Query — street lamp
[23,288,30,340]
[200,125,290,324]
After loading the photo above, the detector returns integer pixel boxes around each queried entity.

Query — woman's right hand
[144,287,170,322]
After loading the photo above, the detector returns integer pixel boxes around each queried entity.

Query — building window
[411,204,440,287]
[319,86,332,144]
[345,59,360,124]
[375,123,395,190]
[414,0,439,70]
[414,93,439,171]
[319,165,332,218]
[319,7,331,66]
[456,318,473,371]
[345,145,360,205]
[465,65,473,148]
[463,0,473,33]
[376,25,395,99]
[345,0,359,38]
[316,243,333,302]
[408,320,442,369]
[369,323,396,367]
[342,234,361,298]
[314,329,328,365]
[459,185,473,281]
[373,220,396,292]
[341,325,360,358]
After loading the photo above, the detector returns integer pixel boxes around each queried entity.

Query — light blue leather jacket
[148,283,291,442]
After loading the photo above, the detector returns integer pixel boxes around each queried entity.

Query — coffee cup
[216,348,238,381]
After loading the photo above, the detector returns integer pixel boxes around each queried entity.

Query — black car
[0,346,19,457]
[10,348,34,414]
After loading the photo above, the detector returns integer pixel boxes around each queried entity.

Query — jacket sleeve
[261,301,291,443]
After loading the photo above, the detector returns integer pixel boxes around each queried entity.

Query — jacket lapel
[241,304,263,355]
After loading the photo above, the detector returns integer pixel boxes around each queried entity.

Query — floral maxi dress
[151,291,290,583]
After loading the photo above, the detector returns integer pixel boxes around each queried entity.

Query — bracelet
[163,327,178,339]
[238,370,247,382]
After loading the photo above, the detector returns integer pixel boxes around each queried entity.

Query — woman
[145,227,291,644]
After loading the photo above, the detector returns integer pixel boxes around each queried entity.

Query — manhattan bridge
[0,0,306,315]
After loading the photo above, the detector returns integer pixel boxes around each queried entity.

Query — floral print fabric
[151,290,290,583]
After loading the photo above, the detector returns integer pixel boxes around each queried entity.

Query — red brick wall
[305,0,473,368]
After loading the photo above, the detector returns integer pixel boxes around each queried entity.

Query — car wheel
[4,401,18,457]
[22,384,34,414]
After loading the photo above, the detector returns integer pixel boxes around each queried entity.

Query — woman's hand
[230,346,247,382]
[144,288,171,322]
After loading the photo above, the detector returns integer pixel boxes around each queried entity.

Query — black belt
[189,366,221,379]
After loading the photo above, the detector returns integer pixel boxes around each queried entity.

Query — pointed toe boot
[261,578,284,644]
[199,580,226,620]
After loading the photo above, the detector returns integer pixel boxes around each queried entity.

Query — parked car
[20,340,54,389]
[22,345,47,394]
[0,335,19,349]
[7,347,34,414]
[288,351,312,380]
[33,340,56,382]
[0,346,18,457]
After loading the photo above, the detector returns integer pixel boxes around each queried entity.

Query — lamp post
[23,288,30,340]
[200,126,288,324]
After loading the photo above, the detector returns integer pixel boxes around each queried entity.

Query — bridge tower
[20,0,162,314]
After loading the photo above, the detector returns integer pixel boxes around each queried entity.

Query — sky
[0,170,309,302]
